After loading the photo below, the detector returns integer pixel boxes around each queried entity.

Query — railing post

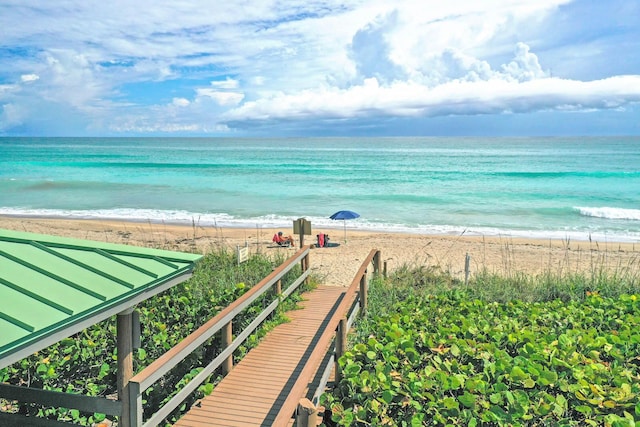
[128,380,143,427]
[373,251,381,276]
[222,321,233,375]
[275,278,282,296]
[117,308,134,427]
[301,250,310,285]
[335,318,347,383]
[383,260,388,278]
[297,398,322,427]
[359,275,368,317]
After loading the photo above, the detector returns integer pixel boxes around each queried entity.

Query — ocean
[1,136,639,242]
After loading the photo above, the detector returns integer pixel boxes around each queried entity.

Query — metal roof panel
[0,228,202,369]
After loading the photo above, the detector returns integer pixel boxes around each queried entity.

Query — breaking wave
[576,207,640,221]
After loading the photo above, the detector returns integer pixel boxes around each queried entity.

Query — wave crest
[576,206,640,221]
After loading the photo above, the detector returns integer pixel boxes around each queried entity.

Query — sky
[1,0,639,137]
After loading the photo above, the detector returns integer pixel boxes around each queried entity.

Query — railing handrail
[271,248,381,426]
[128,246,311,426]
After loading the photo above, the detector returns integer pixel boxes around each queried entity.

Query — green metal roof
[0,228,202,369]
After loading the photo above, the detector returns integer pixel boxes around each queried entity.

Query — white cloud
[501,42,548,82]
[0,103,27,131]
[224,74,640,123]
[172,97,190,107]
[196,89,244,106]
[211,78,239,89]
[36,50,111,111]
[21,74,39,82]
[0,84,17,96]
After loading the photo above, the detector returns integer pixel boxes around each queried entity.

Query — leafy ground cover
[1,248,307,425]
[323,267,640,426]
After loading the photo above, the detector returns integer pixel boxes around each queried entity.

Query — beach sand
[1,216,638,287]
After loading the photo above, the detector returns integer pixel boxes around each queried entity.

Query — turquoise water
[1,136,639,242]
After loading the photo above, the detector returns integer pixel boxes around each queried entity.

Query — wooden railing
[126,246,311,427]
[0,383,122,427]
[274,248,382,427]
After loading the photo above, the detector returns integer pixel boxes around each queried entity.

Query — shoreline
[1,216,638,287]
[1,211,639,244]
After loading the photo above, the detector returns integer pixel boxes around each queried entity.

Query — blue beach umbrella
[329,210,360,242]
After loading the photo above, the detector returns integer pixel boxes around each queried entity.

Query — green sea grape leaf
[504,391,515,406]
[381,389,394,404]
[345,363,361,375]
[411,413,425,427]
[575,405,593,416]
[489,405,508,420]
[449,374,463,390]
[98,362,110,379]
[443,397,459,410]
[450,343,461,357]
[458,391,476,409]
[510,366,528,381]
[354,343,367,352]
[553,395,567,417]
[489,393,502,404]
[539,370,558,385]
[522,342,536,355]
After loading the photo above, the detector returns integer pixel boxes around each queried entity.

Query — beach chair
[273,232,292,247]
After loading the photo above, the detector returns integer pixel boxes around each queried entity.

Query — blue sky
[1,0,639,136]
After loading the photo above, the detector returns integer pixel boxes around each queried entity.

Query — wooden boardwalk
[174,285,348,427]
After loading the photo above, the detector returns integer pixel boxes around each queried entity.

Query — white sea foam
[576,206,640,221]
[2,207,639,242]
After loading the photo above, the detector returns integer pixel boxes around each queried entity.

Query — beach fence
[237,242,249,265]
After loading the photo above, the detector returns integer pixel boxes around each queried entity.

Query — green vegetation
[322,264,640,426]
[0,248,309,426]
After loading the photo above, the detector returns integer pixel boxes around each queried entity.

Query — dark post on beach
[294,218,312,248]
[300,226,304,248]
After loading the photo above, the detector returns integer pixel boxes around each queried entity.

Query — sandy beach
[1,216,638,287]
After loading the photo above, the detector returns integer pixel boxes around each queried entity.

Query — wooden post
[132,310,141,350]
[304,252,310,284]
[335,318,347,383]
[297,398,322,427]
[299,219,306,248]
[359,274,368,316]
[383,260,388,278]
[464,253,471,287]
[117,307,135,427]
[373,251,381,275]
[222,321,233,375]
[128,381,143,427]
[275,278,282,296]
